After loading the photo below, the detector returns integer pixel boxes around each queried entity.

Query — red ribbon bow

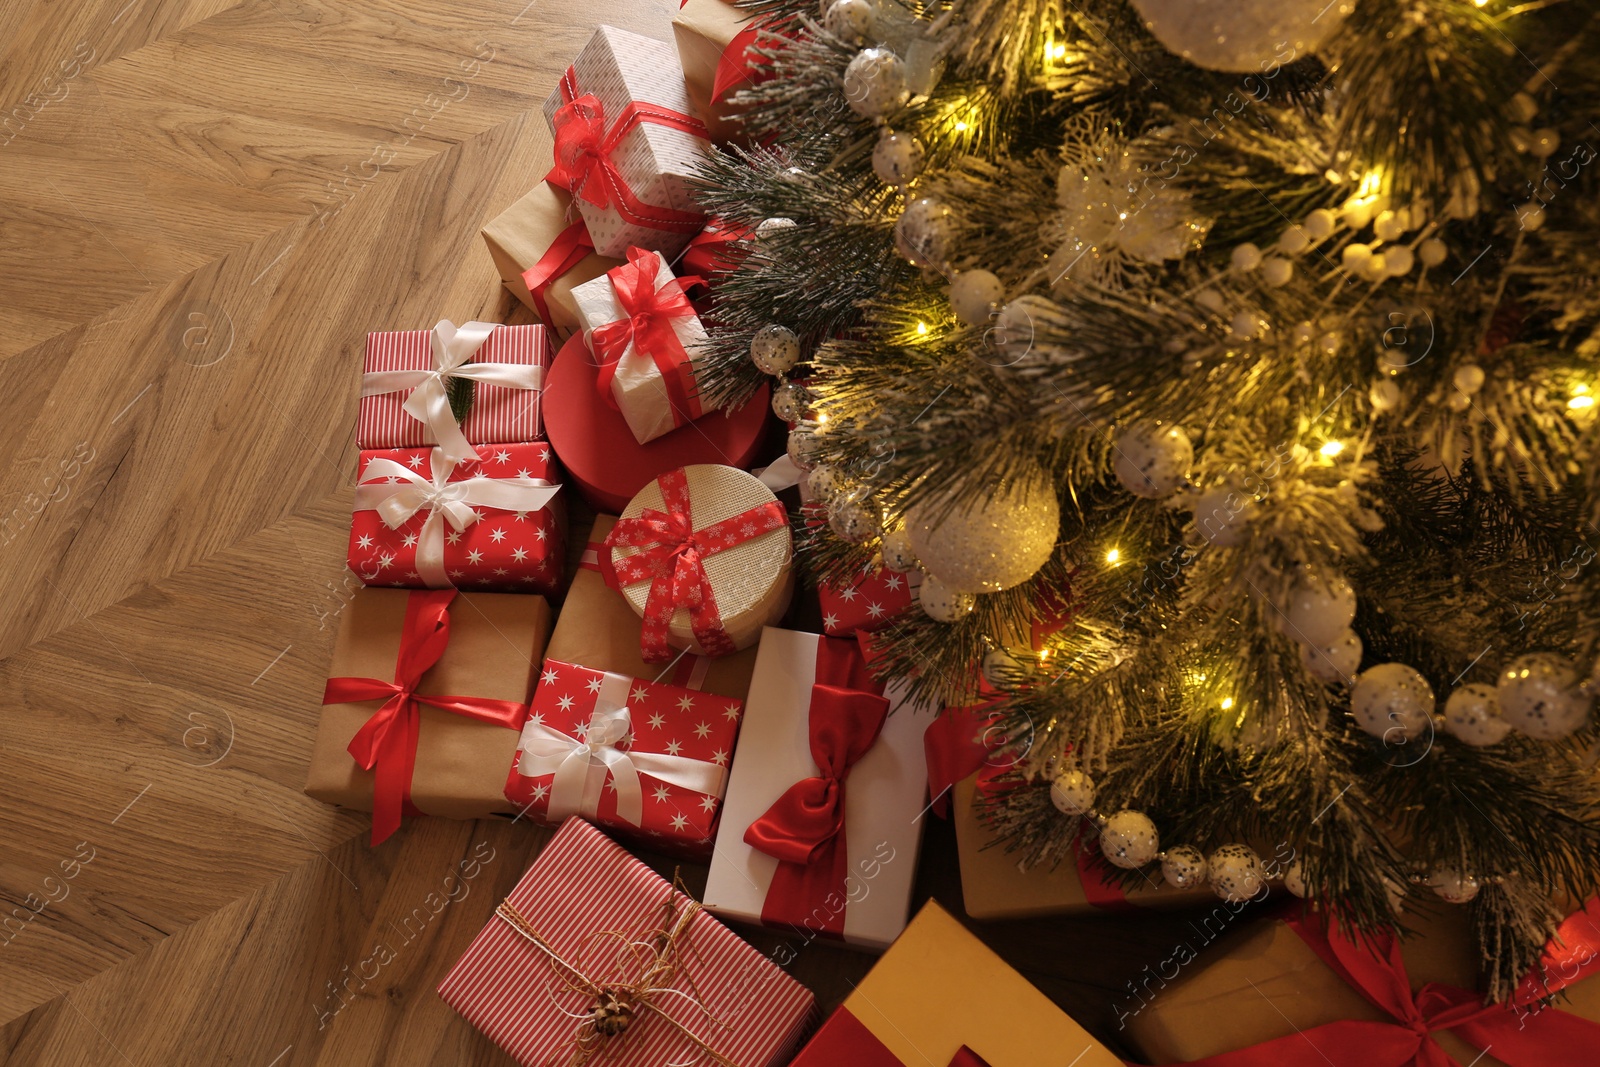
[590,246,705,427]
[321,590,528,845]
[546,68,707,235]
[521,216,595,325]
[745,635,889,938]
[604,467,788,663]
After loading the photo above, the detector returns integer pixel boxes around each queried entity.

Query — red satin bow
[321,590,528,845]
[546,68,707,235]
[590,246,705,427]
[521,216,594,324]
[710,21,784,101]
[745,635,889,938]
[679,218,755,279]
[604,467,788,662]
[923,694,1001,819]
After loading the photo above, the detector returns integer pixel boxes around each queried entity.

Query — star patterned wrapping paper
[505,658,743,858]
[348,442,565,597]
[818,565,921,636]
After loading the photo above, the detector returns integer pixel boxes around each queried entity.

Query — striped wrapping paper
[357,324,548,449]
[438,819,816,1067]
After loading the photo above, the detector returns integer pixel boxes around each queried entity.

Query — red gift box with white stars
[818,565,921,636]
[348,442,566,597]
[505,659,742,859]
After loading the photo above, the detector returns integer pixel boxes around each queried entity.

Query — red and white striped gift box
[357,324,548,449]
[438,819,816,1067]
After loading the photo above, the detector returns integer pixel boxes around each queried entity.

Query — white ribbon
[516,671,727,827]
[754,454,805,492]
[360,320,546,464]
[352,448,561,588]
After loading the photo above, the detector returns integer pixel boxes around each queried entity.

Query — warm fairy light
[954,120,969,132]
[1220,697,1235,711]
[1320,440,1345,457]
[1105,547,1121,565]
[816,412,830,424]
[1357,170,1384,198]
[916,321,929,335]
[1570,395,1595,411]
[1038,647,1054,663]
[1050,43,1067,59]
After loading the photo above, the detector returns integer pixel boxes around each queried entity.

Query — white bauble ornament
[1284,859,1308,898]
[1100,810,1160,869]
[771,380,808,423]
[1497,653,1590,740]
[1351,663,1435,741]
[830,498,881,543]
[823,0,875,43]
[1162,845,1208,889]
[894,196,955,269]
[1231,242,1263,271]
[991,296,1057,364]
[1262,257,1294,287]
[871,130,926,185]
[1385,245,1415,277]
[786,425,822,470]
[1208,843,1265,903]
[806,464,847,506]
[1304,209,1337,240]
[755,217,797,239]
[1300,629,1363,684]
[751,324,801,375]
[1113,423,1193,499]
[1129,0,1353,72]
[1453,364,1485,395]
[842,47,909,119]
[1284,569,1357,647]
[1427,869,1481,905]
[1443,683,1513,747]
[1049,768,1096,816]
[904,462,1059,594]
[950,270,1005,327]
[918,574,976,622]
[982,647,1027,688]
[880,528,918,572]
[1193,483,1248,547]
[1419,238,1448,268]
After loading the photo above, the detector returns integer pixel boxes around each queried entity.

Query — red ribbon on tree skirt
[589,247,706,426]
[711,22,782,102]
[1159,900,1600,1066]
[744,634,890,938]
[679,218,755,280]
[603,467,788,662]
[520,216,595,325]
[321,589,528,844]
[546,67,708,235]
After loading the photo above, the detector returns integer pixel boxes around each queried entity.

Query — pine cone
[589,987,637,1037]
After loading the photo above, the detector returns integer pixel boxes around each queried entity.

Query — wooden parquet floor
[0,2,1219,1063]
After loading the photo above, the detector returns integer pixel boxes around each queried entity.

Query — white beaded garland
[1442,683,1513,747]
[1049,768,1096,816]
[1453,364,1486,395]
[1099,810,1160,869]
[1128,0,1352,72]
[1231,242,1263,271]
[1113,423,1193,499]
[1419,238,1448,268]
[1284,859,1308,898]
[917,573,976,622]
[1192,483,1249,547]
[991,295,1056,363]
[823,0,875,43]
[1370,378,1403,412]
[1284,569,1357,648]
[830,498,881,543]
[1385,245,1415,277]
[1373,210,1406,242]
[771,380,808,423]
[750,324,801,375]
[1304,209,1337,240]
[871,130,927,185]
[1161,845,1208,889]
[1350,663,1435,741]
[1208,843,1265,903]
[949,270,1005,327]
[805,464,846,506]
[1300,629,1363,684]
[1261,257,1294,287]
[1497,653,1591,740]
[842,47,909,119]
[786,425,822,470]
[1427,869,1481,905]
[894,196,955,269]
[755,217,797,239]
[983,647,1027,689]
[904,461,1060,593]
[880,528,918,572]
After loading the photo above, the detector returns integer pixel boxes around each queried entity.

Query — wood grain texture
[0,0,1233,1063]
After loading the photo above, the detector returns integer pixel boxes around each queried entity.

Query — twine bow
[589,246,706,429]
[360,320,545,465]
[352,448,560,588]
[495,878,743,1067]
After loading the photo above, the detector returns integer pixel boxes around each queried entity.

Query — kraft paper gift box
[818,564,921,636]
[306,588,550,844]
[569,247,719,445]
[542,25,710,260]
[790,901,1124,1067]
[703,626,930,950]
[1123,899,1600,1067]
[481,181,624,333]
[348,442,565,597]
[438,818,816,1067]
[672,0,758,145]
[356,320,548,465]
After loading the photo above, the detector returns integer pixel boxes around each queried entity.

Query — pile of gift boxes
[299,7,1600,1065]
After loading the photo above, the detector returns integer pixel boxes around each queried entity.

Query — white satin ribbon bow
[516,671,727,827]
[352,448,560,588]
[360,320,545,465]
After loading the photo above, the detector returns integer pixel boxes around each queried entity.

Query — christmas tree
[696,0,1600,998]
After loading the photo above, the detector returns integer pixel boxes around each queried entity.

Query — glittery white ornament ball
[880,528,918,572]
[771,380,808,423]
[830,498,881,543]
[1284,859,1308,898]
[755,217,797,239]
[1207,843,1265,903]
[918,574,976,622]
[842,47,909,119]
[1442,683,1513,747]
[1351,663,1435,741]
[1113,423,1193,499]
[949,270,1005,327]
[1497,653,1590,740]
[787,425,822,470]
[1128,0,1353,72]
[750,324,801,375]
[983,647,1027,689]
[1192,483,1249,547]
[1304,209,1337,240]
[905,461,1060,593]
[823,0,875,43]
[1284,569,1357,647]
[1231,242,1263,271]
[1100,810,1160,869]
[1419,238,1448,268]
[1370,378,1402,412]
[806,464,846,506]
[1162,844,1208,889]
[1049,768,1096,816]
[1427,869,1481,905]
[991,296,1057,364]
[894,197,955,269]
[1300,628,1362,684]
[1262,257,1294,287]
[1453,364,1485,395]
[872,131,926,185]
